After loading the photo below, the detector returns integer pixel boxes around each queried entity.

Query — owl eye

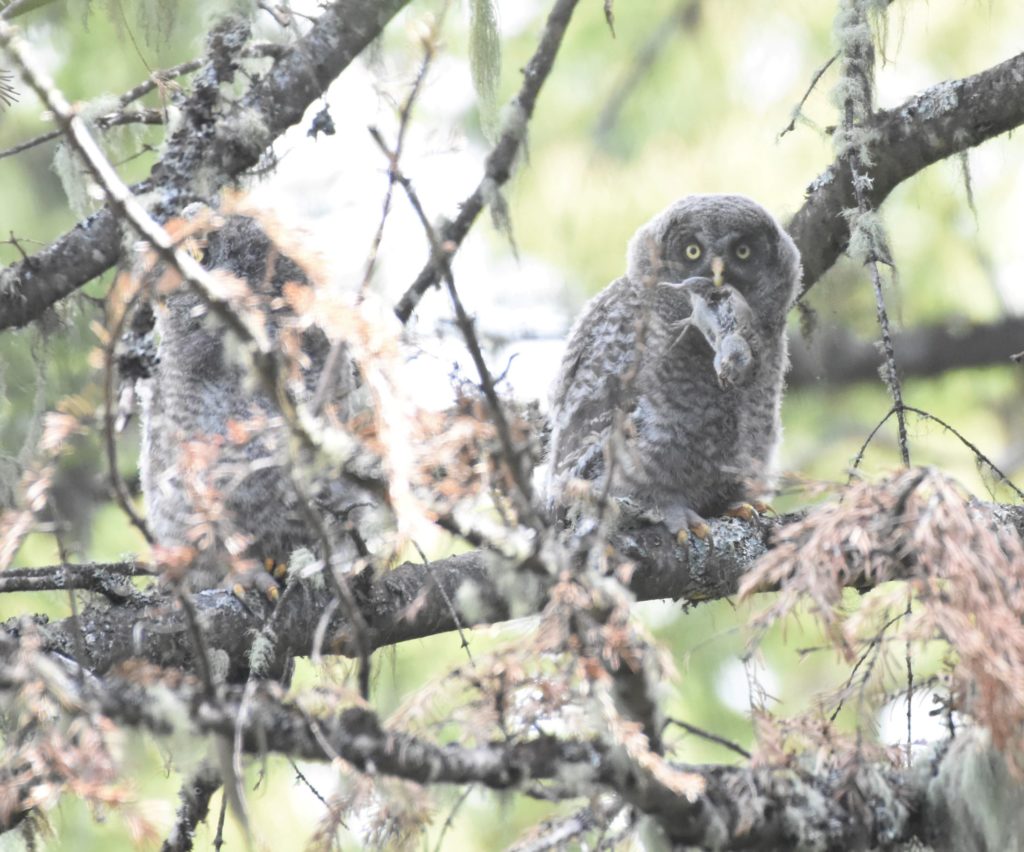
[685,243,702,261]
[734,243,751,261]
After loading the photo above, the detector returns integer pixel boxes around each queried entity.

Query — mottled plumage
[546,194,801,534]
[140,212,361,590]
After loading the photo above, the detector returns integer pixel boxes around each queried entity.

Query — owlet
[546,194,801,537]
[139,210,363,591]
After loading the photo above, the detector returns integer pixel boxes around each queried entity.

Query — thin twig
[665,717,751,759]
[288,758,330,809]
[355,11,441,302]
[828,610,904,723]
[213,786,228,852]
[835,1,909,467]
[313,11,441,412]
[174,587,218,700]
[101,270,154,544]
[778,52,838,139]
[414,540,474,663]
[848,404,1024,501]
[848,405,897,477]
[594,0,700,142]
[0,64,199,161]
[901,405,1024,500]
[835,7,913,769]
[372,132,543,529]
[0,561,154,594]
[394,0,582,323]
[433,785,473,852]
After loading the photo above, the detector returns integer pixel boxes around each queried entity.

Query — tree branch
[161,761,222,852]
[0,0,411,331]
[788,315,1024,388]
[18,503,1024,680]
[393,0,582,323]
[0,643,938,848]
[788,50,1024,296]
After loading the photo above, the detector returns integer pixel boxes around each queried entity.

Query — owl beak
[711,256,725,287]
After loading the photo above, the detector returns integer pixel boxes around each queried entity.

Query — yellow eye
[685,243,701,260]
[735,243,751,261]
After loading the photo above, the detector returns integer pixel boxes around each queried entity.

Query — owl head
[153,211,314,356]
[626,194,801,323]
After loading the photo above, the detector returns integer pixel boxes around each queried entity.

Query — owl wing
[548,277,641,491]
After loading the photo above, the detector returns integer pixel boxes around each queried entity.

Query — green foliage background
[1,0,1022,848]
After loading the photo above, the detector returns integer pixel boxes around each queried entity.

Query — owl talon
[262,557,289,582]
[689,521,711,540]
[725,502,757,521]
[226,559,286,603]
[676,520,713,549]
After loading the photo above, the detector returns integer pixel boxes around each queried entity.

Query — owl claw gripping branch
[546,194,800,542]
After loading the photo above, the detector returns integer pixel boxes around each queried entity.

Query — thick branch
[788,315,1024,387]
[0,649,930,848]
[788,50,1024,295]
[0,0,410,331]
[21,504,1024,679]
[6,514,764,678]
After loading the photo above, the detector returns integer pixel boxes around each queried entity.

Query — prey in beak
[711,255,725,287]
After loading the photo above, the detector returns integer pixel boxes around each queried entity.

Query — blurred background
[1,0,1022,847]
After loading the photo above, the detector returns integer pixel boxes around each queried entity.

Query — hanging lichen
[469,0,501,139]
[51,94,121,218]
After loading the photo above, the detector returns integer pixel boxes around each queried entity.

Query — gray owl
[139,210,363,591]
[546,194,800,538]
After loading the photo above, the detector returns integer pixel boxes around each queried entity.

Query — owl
[546,194,801,538]
[139,209,363,591]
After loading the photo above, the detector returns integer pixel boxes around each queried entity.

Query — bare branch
[0,0,411,331]
[789,50,1024,295]
[23,503,1024,680]
[394,0,582,323]
[161,762,221,852]
[788,315,1024,387]
[833,0,910,465]
[0,648,925,848]
[0,561,153,595]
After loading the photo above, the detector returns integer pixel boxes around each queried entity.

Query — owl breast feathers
[139,211,363,590]
[545,194,801,536]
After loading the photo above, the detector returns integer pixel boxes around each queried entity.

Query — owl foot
[612,498,712,545]
[661,505,712,546]
[724,502,757,521]
[676,521,712,545]
[724,500,774,520]
[228,558,287,603]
